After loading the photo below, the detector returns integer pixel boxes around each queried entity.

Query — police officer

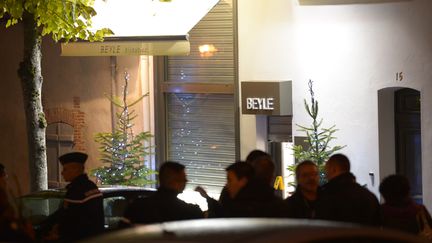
[45,152,104,241]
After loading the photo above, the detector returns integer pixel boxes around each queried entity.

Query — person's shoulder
[284,190,301,202]
[237,180,276,201]
[70,174,96,187]
[182,201,203,218]
[66,175,102,200]
[352,183,379,205]
[78,179,100,195]
[317,182,338,198]
[283,193,301,212]
[320,178,341,191]
[187,202,202,211]
[175,198,202,212]
[355,183,376,195]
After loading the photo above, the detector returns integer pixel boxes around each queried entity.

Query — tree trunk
[18,13,47,192]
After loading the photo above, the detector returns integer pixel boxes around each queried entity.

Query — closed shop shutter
[167,93,235,192]
[167,0,234,84]
[163,0,236,193]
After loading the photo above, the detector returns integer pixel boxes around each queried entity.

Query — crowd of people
[123,150,432,241]
[1,150,432,242]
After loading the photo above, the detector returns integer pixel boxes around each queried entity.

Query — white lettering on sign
[100,45,121,54]
[246,98,274,110]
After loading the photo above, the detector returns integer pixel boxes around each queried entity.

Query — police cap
[58,152,88,165]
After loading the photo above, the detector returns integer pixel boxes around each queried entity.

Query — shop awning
[61,0,219,56]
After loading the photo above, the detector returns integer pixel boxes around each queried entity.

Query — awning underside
[61,0,219,56]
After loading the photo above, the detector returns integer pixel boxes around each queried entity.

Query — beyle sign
[246,97,274,110]
[241,81,292,115]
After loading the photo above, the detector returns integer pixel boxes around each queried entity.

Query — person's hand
[194,186,209,199]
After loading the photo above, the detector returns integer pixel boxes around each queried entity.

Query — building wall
[0,24,146,194]
[238,0,432,209]
[0,24,29,194]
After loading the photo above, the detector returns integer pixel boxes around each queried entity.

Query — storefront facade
[238,0,432,208]
[0,0,431,210]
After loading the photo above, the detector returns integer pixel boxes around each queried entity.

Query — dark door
[46,123,74,188]
[395,88,422,203]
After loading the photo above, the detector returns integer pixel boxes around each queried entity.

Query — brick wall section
[44,96,86,152]
[72,97,86,151]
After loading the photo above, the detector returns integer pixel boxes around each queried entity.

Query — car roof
[98,186,156,193]
[83,218,429,243]
[20,189,66,199]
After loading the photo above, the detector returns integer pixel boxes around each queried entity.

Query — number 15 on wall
[396,72,404,82]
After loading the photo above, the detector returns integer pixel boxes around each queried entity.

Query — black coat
[124,187,203,224]
[283,188,317,219]
[218,179,282,218]
[57,174,104,241]
[315,172,380,226]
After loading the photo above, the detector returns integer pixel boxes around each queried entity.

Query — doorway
[395,88,422,203]
[378,87,422,203]
[46,122,74,188]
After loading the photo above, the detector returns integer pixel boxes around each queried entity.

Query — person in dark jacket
[283,160,319,219]
[379,174,432,234]
[201,161,280,218]
[44,152,104,242]
[316,154,380,226]
[218,150,279,207]
[124,161,203,224]
[216,162,255,217]
[246,150,275,187]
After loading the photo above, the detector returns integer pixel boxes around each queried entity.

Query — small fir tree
[92,72,156,186]
[290,80,346,185]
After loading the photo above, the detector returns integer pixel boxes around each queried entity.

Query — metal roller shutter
[164,0,236,193]
[167,93,235,192]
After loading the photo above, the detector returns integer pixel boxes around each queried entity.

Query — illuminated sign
[61,39,190,56]
[246,98,274,110]
[241,81,292,115]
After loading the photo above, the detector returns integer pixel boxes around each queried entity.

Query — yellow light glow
[199,44,218,57]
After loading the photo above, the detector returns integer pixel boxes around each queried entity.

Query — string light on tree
[92,71,156,186]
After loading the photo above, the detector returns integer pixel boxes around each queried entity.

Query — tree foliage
[0,0,113,41]
[290,80,346,185]
[92,72,156,186]
[1,0,113,191]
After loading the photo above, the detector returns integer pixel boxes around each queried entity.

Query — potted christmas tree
[92,72,156,186]
[290,80,346,185]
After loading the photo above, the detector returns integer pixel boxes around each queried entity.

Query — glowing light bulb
[198,44,217,57]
